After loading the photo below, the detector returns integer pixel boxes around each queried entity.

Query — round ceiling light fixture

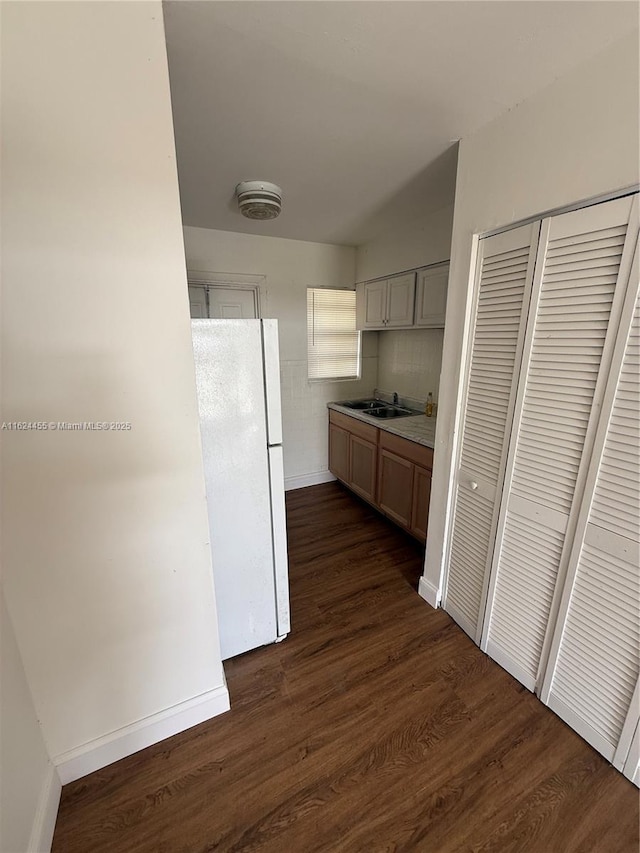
[235,180,282,221]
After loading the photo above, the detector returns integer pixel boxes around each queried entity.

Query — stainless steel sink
[363,405,420,419]
[340,399,383,410]
[339,398,421,419]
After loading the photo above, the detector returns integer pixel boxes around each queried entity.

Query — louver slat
[548,297,640,763]
[484,197,632,689]
[444,225,537,637]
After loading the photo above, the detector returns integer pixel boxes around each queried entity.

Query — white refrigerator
[191,319,290,660]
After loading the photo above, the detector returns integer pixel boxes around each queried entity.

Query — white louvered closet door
[481,195,638,691]
[540,244,639,774]
[443,224,539,639]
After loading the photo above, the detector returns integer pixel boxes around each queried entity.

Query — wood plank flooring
[52,482,639,852]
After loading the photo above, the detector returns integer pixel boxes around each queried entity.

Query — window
[307,288,360,380]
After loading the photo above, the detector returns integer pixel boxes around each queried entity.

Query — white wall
[421,31,640,606]
[355,203,454,282]
[1,593,60,853]
[183,227,378,488]
[1,1,228,782]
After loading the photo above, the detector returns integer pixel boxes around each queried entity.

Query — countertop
[327,401,437,449]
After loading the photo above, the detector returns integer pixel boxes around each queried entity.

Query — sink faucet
[393,392,398,405]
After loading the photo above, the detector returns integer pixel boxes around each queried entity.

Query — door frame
[187,270,265,319]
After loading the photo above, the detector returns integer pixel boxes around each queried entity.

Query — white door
[208,286,258,319]
[481,195,638,691]
[386,272,416,327]
[443,223,539,639]
[539,245,639,769]
[188,285,207,318]
[623,716,640,786]
[415,263,448,328]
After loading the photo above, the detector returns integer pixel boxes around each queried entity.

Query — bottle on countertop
[425,391,434,417]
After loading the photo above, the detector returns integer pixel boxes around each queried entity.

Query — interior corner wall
[422,30,640,603]
[1,592,60,853]
[354,203,455,283]
[1,0,227,779]
[182,226,376,489]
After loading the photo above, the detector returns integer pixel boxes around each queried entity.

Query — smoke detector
[235,181,282,220]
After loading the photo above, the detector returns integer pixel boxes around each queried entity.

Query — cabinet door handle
[470,481,478,490]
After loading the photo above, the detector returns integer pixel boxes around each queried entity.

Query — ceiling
[163,1,638,247]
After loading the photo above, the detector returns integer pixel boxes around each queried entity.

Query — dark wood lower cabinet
[350,435,377,503]
[410,465,432,541]
[328,410,433,542]
[378,449,414,527]
[329,423,349,482]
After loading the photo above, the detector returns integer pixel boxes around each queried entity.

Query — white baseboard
[485,639,537,692]
[28,763,61,853]
[54,681,230,784]
[284,470,336,492]
[418,576,441,609]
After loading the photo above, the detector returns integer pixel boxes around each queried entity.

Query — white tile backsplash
[375,329,444,407]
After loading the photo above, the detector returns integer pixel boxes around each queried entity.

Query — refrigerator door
[192,320,278,660]
[261,320,283,447]
[267,444,290,638]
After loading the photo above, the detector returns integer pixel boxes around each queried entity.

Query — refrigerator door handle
[267,444,290,638]
[261,320,284,447]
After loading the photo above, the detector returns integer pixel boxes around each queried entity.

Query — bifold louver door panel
[541,245,639,772]
[443,224,538,639]
[481,196,637,690]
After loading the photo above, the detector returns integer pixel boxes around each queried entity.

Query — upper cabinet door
[360,279,388,328]
[415,263,449,328]
[386,272,416,327]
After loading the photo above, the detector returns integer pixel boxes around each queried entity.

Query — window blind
[307,288,360,380]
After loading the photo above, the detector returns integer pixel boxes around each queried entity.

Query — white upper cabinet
[357,272,416,329]
[356,263,450,330]
[386,272,416,327]
[360,280,387,327]
[414,262,449,328]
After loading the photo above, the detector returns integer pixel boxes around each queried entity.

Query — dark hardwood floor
[52,482,639,852]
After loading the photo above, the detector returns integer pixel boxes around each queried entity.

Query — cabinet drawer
[379,431,433,469]
[329,409,378,444]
